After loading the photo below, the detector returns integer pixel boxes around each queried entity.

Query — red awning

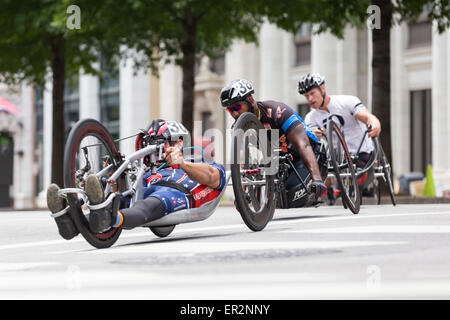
[0,96,21,116]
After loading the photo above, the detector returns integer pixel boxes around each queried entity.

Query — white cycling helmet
[298,73,325,95]
[220,79,255,107]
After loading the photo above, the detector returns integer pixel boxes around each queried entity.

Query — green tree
[97,0,266,135]
[0,0,120,187]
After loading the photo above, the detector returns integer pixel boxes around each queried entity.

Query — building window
[99,60,120,140]
[210,53,225,75]
[34,86,44,195]
[64,76,80,141]
[296,103,310,119]
[410,89,432,174]
[408,21,432,48]
[408,10,432,48]
[201,111,214,135]
[294,25,311,66]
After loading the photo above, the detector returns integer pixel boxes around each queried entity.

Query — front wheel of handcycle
[326,119,361,214]
[231,112,276,231]
[63,118,123,249]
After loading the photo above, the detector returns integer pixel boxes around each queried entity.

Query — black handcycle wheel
[63,118,123,249]
[326,119,361,214]
[373,136,396,206]
[231,112,276,231]
[149,225,176,238]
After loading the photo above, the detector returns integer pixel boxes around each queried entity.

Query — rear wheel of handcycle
[326,119,361,214]
[63,118,123,249]
[231,112,276,231]
[149,225,176,238]
[373,136,396,206]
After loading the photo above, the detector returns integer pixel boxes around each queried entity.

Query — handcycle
[52,118,236,249]
[352,125,396,206]
[229,113,361,233]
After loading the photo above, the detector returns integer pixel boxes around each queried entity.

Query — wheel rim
[234,127,270,215]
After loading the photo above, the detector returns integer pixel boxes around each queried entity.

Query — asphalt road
[1,203,450,299]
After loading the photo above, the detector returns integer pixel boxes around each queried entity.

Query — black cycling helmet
[220,79,254,107]
[297,73,325,95]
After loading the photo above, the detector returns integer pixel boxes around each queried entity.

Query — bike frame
[54,142,231,227]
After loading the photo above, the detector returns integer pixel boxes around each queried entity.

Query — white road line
[0,262,60,272]
[1,271,450,299]
[286,225,450,234]
[54,240,406,255]
[0,210,448,251]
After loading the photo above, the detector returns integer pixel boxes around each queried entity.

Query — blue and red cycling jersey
[142,162,226,214]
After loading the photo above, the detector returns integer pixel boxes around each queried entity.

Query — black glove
[309,180,328,200]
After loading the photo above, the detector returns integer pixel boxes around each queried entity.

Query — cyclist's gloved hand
[309,180,328,200]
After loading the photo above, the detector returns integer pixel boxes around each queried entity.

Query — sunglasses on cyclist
[226,103,245,114]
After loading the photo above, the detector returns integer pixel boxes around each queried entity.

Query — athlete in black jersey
[220,79,327,205]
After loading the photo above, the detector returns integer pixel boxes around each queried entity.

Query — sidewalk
[217,195,450,207]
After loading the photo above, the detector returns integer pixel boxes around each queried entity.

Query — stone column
[390,23,410,179]
[119,57,151,156]
[13,85,33,209]
[159,63,182,122]
[311,27,358,96]
[36,80,53,207]
[432,24,450,194]
[259,22,285,101]
[79,63,100,120]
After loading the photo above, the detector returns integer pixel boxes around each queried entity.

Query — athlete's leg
[118,196,165,230]
[115,187,188,230]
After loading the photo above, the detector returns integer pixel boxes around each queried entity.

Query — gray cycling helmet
[297,73,325,95]
[220,79,255,107]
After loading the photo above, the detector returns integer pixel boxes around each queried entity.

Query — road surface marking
[0,210,448,251]
[0,262,60,272]
[286,225,450,234]
[1,271,450,299]
[54,240,406,255]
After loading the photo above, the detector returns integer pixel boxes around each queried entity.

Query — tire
[231,112,276,231]
[63,118,123,249]
[149,225,176,238]
[374,137,396,206]
[326,119,360,214]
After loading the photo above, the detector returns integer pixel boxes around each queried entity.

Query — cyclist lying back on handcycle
[46,119,226,240]
[220,79,327,208]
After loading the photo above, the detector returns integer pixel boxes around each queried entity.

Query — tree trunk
[372,0,393,170]
[181,9,197,143]
[50,35,66,187]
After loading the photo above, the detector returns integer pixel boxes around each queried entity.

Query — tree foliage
[0,0,123,186]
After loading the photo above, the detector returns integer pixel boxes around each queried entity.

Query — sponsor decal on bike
[293,188,306,201]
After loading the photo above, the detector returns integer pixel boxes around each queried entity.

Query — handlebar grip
[158,144,164,161]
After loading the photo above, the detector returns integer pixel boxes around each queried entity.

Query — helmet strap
[318,87,326,110]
